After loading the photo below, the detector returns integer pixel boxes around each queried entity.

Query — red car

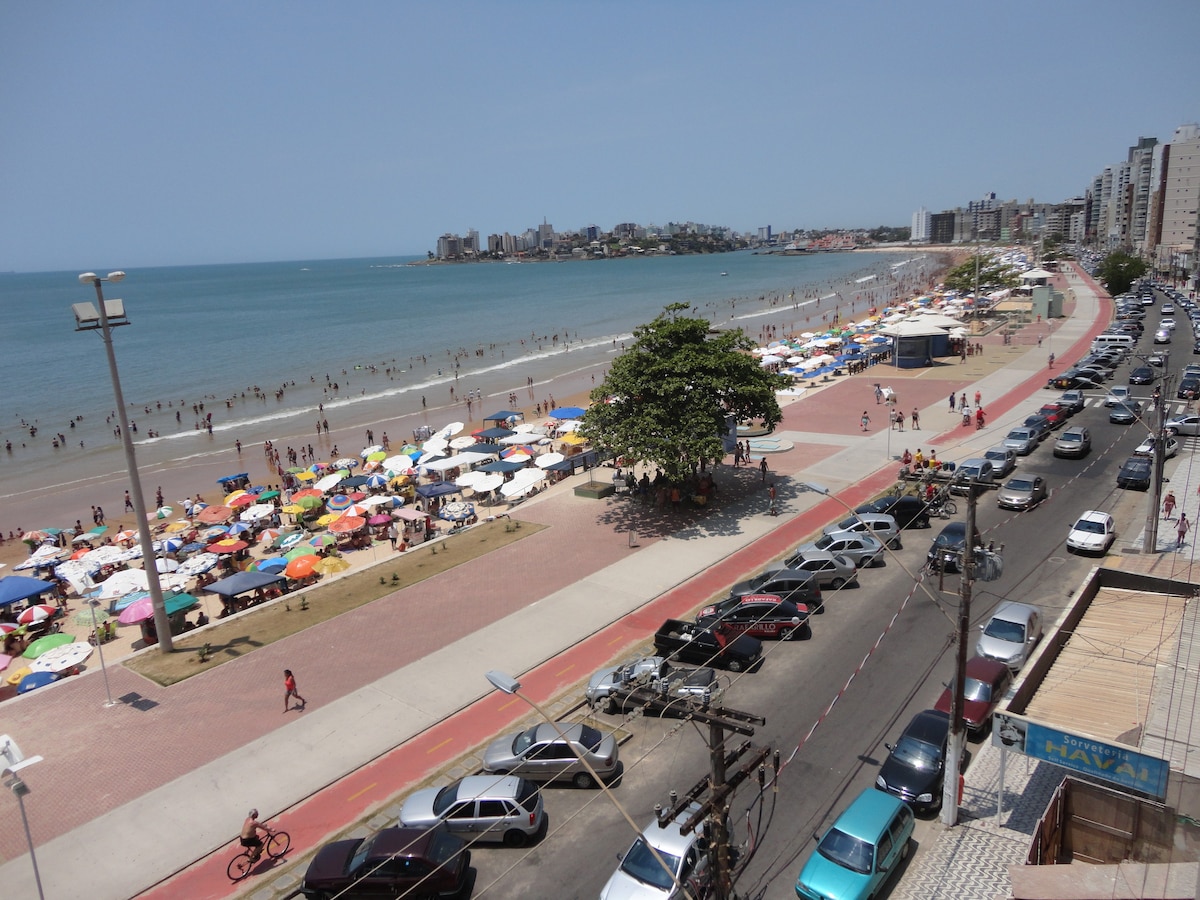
[1037,404,1068,429]
[933,656,1012,737]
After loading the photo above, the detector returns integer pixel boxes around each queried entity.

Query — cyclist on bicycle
[240,809,272,861]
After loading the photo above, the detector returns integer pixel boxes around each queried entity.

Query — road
[456,296,1189,899]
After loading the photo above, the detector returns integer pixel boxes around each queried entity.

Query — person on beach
[284,669,306,712]
[1177,513,1190,550]
[912,408,920,430]
[974,390,981,408]
[1163,491,1177,520]
[124,491,133,512]
[948,392,955,412]
[860,411,871,432]
[759,457,768,482]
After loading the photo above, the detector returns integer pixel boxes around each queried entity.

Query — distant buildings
[433,219,745,260]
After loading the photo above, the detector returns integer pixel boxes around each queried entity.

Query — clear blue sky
[2,0,1197,271]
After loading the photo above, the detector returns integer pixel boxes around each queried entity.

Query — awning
[202,571,286,599]
[559,433,588,446]
[414,482,461,500]
[476,459,527,474]
[474,427,517,441]
[216,473,249,484]
[0,576,57,607]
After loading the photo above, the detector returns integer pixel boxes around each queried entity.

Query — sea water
[0,250,939,503]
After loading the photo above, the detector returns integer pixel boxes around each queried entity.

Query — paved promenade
[0,265,1108,900]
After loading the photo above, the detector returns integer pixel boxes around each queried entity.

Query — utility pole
[657,704,770,900]
[942,480,978,825]
[1144,354,1172,554]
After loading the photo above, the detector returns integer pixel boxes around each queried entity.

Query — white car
[1133,435,1179,459]
[1066,510,1116,554]
[976,601,1044,670]
[601,802,712,899]
[1104,386,1131,408]
[1160,317,1177,330]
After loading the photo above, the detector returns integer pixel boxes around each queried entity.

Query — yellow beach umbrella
[281,504,305,515]
[224,489,248,505]
[314,557,350,575]
[315,513,339,527]
[294,470,317,482]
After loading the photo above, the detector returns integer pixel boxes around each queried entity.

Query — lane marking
[347,782,377,802]
[425,738,453,755]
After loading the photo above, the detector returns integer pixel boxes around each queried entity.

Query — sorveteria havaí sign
[994,714,1169,801]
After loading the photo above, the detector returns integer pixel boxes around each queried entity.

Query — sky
[2,0,1197,272]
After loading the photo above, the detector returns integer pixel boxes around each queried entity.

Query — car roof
[985,446,1012,456]
[1075,510,1112,525]
[454,774,526,800]
[964,655,1010,681]
[371,826,442,857]
[830,788,908,843]
[991,601,1040,623]
[637,801,706,855]
[901,709,951,745]
[1061,426,1088,436]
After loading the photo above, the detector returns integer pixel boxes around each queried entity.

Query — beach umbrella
[154,557,181,573]
[339,504,370,518]
[280,505,304,515]
[69,548,90,560]
[314,557,350,575]
[455,471,486,489]
[328,515,366,534]
[314,513,339,527]
[439,502,475,523]
[364,495,404,508]
[292,495,323,510]
[224,489,249,505]
[17,671,57,694]
[285,555,320,579]
[274,533,305,551]
[550,406,586,419]
[334,457,359,469]
[117,598,159,624]
[240,504,275,523]
[152,505,174,520]
[449,435,476,450]
[206,538,249,554]
[256,490,280,502]
[0,623,19,635]
[115,529,139,543]
[436,421,465,439]
[326,494,353,512]
[293,470,317,481]
[196,505,234,525]
[292,488,323,500]
[162,537,185,553]
[227,494,256,508]
[199,525,229,541]
[29,641,92,674]
[534,452,565,469]
[257,557,288,574]
[176,553,219,576]
[22,530,55,545]
[365,473,388,489]
[285,546,318,561]
[314,472,343,493]
[74,605,111,628]
[17,604,59,626]
[383,455,416,473]
[258,528,285,545]
[227,522,253,536]
[22,632,73,658]
[360,444,383,458]
[367,513,392,526]
[308,534,337,548]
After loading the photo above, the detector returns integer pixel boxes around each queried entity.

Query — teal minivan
[795,788,914,900]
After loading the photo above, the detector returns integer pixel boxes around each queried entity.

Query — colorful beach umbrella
[313,557,350,575]
[326,494,353,512]
[328,515,366,534]
[292,488,322,500]
[308,534,337,548]
[206,539,249,554]
[285,555,320,579]
[17,604,58,626]
[196,505,234,524]
[22,631,73,658]
[285,546,318,561]
[256,557,288,574]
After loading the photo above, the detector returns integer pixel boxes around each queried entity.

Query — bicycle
[227,829,290,881]
[928,497,958,519]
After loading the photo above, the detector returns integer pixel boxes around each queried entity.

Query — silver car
[995,475,1048,510]
[1053,426,1091,458]
[983,447,1017,477]
[793,530,883,568]
[1166,413,1200,436]
[976,601,1043,670]
[600,801,712,900]
[822,512,901,550]
[1103,385,1131,407]
[775,550,858,590]
[482,722,619,788]
[399,775,546,846]
[585,656,665,709]
[1003,427,1039,456]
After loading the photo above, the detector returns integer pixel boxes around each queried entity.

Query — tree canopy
[579,304,787,483]
[941,253,1021,295]
[1097,251,1148,297]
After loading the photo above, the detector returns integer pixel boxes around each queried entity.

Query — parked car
[1022,415,1053,441]
[995,475,1048,510]
[1103,385,1132,407]
[1165,413,1200,436]
[1133,435,1179,459]
[1109,400,1143,424]
[601,801,715,900]
[976,601,1043,670]
[1057,390,1086,414]
[794,788,914,900]
[926,521,980,574]
[696,594,811,639]
[1177,377,1200,400]
[654,619,764,672]
[1036,404,1069,429]
[1066,510,1117,554]
[875,709,957,815]
[727,567,822,608]
[482,722,619,788]
[823,513,901,550]
[586,656,668,709]
[300,825,471,900]
[854,495,929,530]
[1116,455,1152,490]
[933,656,1013,737]
[1129,367,1156,385]
[949,458,995,495]
[1003,427,1040,456]
[1053,426,1091,458]
[794,531,884,568]
[983,447,1017,477]
[777,552,858,590]
[399,775,546,846]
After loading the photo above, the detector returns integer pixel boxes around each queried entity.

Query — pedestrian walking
[768,482,778,516]
[124,490,134,512]
[974,390,981,408]
[1048,352,1055,369]
[1163,491,1177,520]
[284,669,306,712]
[894,410,904,432]
[759,457,768,482]
[960,393,967,410]
[948,392,955,412]
[874,384,883,405]
[860,411,871,432]
[388,521,399,550]
[733,443,743,467]
[912,408,920,430]
[1037,334,1043,347]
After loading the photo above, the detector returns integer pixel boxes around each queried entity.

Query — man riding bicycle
[240,809,272,861]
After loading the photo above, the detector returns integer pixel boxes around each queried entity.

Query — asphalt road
[425,292,1194,899]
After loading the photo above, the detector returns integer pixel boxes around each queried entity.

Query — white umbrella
[240,503,275,522]
[534,452,565,469]
[436,421,464,439]
[360,494,401,508]
[359,444,383,458]
[455,470,487,489]
[314,472,343,493]
[383,455,415,474]
[29,642,93,674]
[423,436,449,455]
[473,473,505,493]
[154,557,180,573]
[449,435,476,450]
[177,553,219,576]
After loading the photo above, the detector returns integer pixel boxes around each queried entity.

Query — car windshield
[1006,479,1035,491]
[1007,429,1031,441]
[349,833,381,874]
[813,534,834,551]
[428,829,461,864]
[432,783,463,816]
[1074,520,1106,534]
[512,726,540,755]
[891,734,942,770]
[619,837,682,889]
[934,528,965,548]
[817,827,873,875]
[984,617,1025,643]
[963,677,992,702]
[1060,433,1083,443]
[578,724,604,752]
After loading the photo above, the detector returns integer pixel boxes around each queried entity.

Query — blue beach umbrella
[549,406,586,420]
[257,557,288,574]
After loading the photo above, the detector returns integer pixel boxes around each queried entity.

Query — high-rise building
[911,207,931,242]
[1158,125,1200,279]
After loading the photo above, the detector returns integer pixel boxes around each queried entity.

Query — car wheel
[573,770,596,789]
[888,538,901,550]
[829,577,845,589]
[727,659,745,673]
[503,828,529,847]
[900,838,910,860]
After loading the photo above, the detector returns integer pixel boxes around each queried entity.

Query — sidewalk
[0,265,1109,900]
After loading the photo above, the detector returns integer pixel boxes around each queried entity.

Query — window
[446,802,476,820]
[477,800,509,819]
[876,831,893,869]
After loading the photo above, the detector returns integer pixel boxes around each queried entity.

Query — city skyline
[2,0,1197,272]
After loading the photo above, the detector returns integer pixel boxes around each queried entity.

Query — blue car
[795,788,914,899]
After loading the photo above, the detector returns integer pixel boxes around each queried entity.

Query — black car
[926,521,981,574]
[1022,414,1053,441]
[876,709,957,815]
[855,495,930,529]
[653,619,764,672]
[1116,455,1152,490]
[301,825,472,900]
[696,594,811,640]
[1181,378,1200,400]
[1129,366,1156,385]
[727,568,822,609]
[1046,370,1104,390]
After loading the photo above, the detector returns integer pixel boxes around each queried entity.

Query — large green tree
[1097,250,1148,296]
[579,304,787,483]
[941,253,1021,294]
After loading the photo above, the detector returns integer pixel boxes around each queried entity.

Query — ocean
[0,249,941,521]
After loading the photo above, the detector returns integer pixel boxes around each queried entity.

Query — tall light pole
[75,272,173,652]
[87,598,116,707]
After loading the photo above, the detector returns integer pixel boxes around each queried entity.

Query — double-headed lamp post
[75,272,173,652]
[484,671,682,895]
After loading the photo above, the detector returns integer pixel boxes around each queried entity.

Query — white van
[1092,334,1135,352]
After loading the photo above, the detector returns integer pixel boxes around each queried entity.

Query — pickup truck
[653,619,763,672]
[586,656,722,716]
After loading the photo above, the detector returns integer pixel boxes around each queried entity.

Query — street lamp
[483,671,682,894]
[2,735,45,900]
[74,272,173,652]
[87,598,116,707]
